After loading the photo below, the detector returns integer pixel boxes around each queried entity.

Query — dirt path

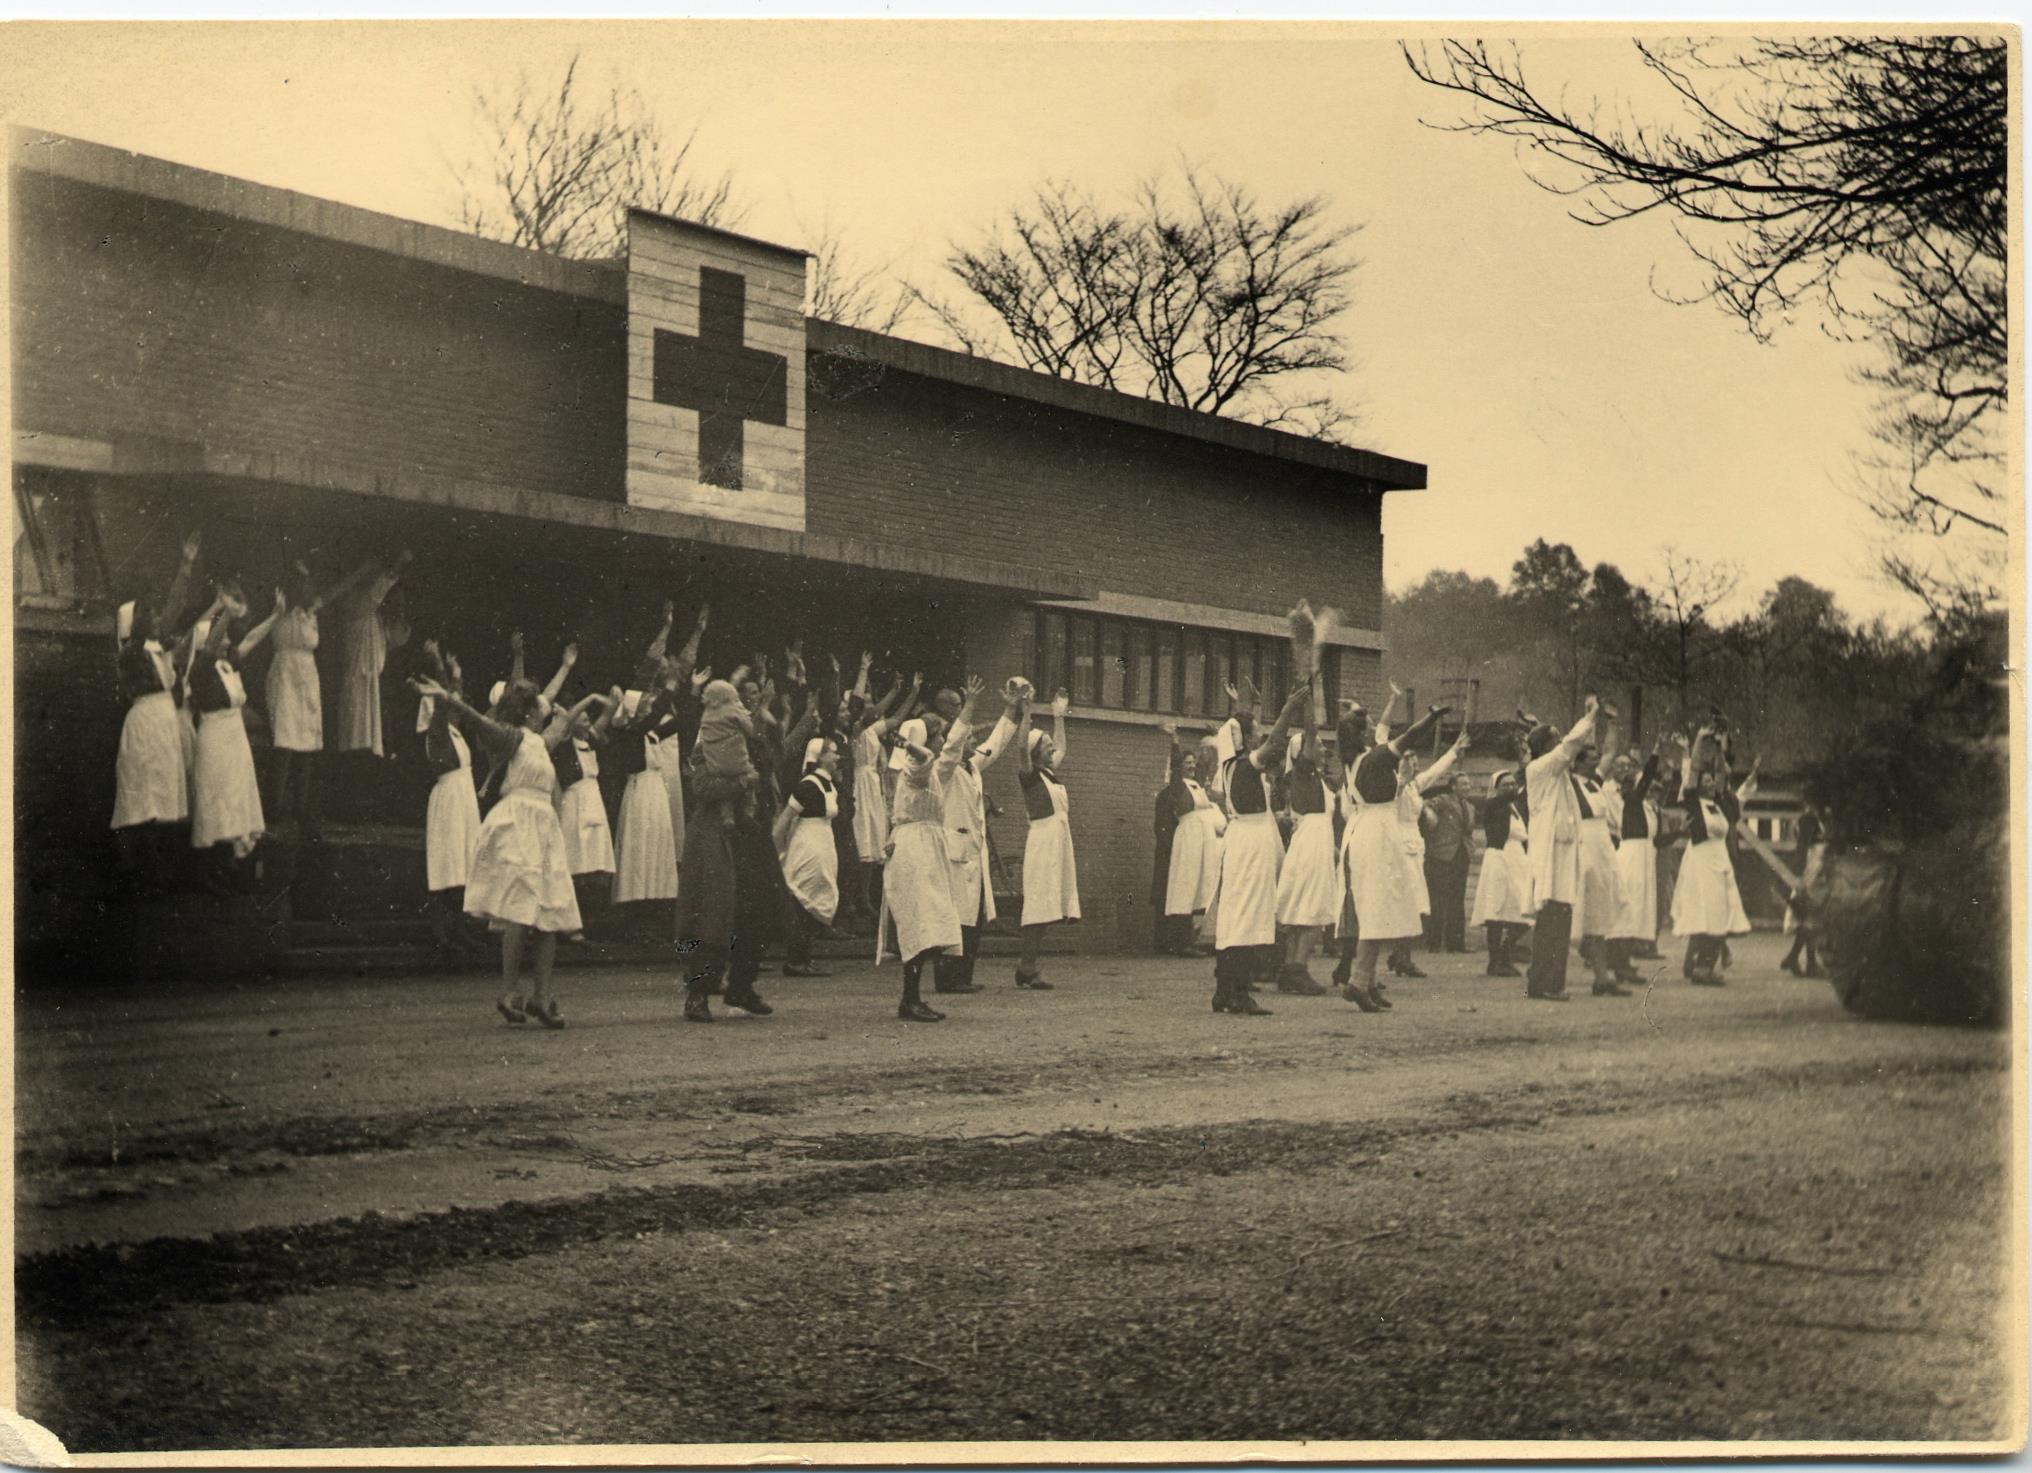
[14,937,2021,1453]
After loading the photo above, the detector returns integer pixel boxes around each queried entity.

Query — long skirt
[1344,804,1421,944]
[1671,839,1751,937]
[266,649,323,753]
[1401,843,1431,917]
[465,789,583,933]
[612,770,678,902]
[556,776,616,877]
[1276,811,1339,928]
[1213,811,1284,951]
[1609,838,1659,941]
[1578,820,1617,937]
[783,816,841,925]
[1020,812,1081,927]
[650,734,687,864]
[948,836,990,929]
[1470,837,1532,927]
[336,668,383,756]
[883,820,963,960]
[852,763,889,863]
[190,708,264,853]
[112,691,189,829]
[426,767,482,892]
[1165,808,1224,916]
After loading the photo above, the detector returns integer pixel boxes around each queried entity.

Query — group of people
[109,531,410,892]
[111,536,1091,1027]
[114,539,1767,1028]
[1151,677,1763,1014]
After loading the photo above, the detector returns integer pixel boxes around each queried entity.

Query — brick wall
[10,170,626,503]
[807,362,1387,626]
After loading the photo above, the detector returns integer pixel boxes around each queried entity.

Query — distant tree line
[1384,539,1988,772]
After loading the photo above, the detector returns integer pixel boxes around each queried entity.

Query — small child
[693,679,760,825]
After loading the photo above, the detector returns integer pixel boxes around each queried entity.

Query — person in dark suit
[1420,773,1474,952]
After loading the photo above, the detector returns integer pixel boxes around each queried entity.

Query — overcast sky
[4,21,1964,624]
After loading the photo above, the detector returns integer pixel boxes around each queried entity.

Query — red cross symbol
[652,266,788,491]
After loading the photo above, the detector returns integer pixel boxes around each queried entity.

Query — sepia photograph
[2,15,2023,1462]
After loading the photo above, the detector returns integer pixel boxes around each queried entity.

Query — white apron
[1396,784,1431,916]
[783,774,841,925]
[190,664,264,854]
[465,730,582,933]
[555,741,616,877]
[1212,809,1284,950]
[425,725,482,892]
[265,608,323,753]
[1020,774,1081,927]
[1165,785,1226,916]
[112,644,189,829]
[1343,778,1422,944]
[1469,833,1532,928]
[1609,806,1660,941]
[613,734,679,903]
[851,724,889,863]
[1671,800,1751,937]
[1578,815,1617,938]
[1276,789,1339,928]
[884,819,962,959]
[649,722,687,862]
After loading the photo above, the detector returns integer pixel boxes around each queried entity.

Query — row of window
[1034,609,1362,721]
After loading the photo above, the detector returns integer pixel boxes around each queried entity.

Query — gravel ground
[14,935,2022,1455]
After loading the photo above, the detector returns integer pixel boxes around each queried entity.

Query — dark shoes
[782,963,831,978]
[1276,967,1328,996]
[1590,980,1631,997]
[1014,970,1055,990]
[723,988,773,1016]
[526,998,566,1029]
[898,1000,946,1022]
[1487,962,1521,978]
[1527,988,1571,1002]
[497,994,526,1025]
[1340,983,1383,1013]
[683,994,714,1023]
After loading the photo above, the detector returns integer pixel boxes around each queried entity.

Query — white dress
[1341,751,1423,944]
[851,722,890,863]
[782,772,842,925]
[1165,781,1226,916]
[1212,758,1284,951]
[265,607,323,753]
[1577,778,1617,938]
[881,744,963,961]
[1019,769,1081,928]
[465,729,582,933]
[613,729,679,903]
[1396,783,1431,917]
[555,740,616,877]
[1276,775,1340,928]
[335,574,397,756]
[1671,798,1751,938]
[1469,803,1532,928]
[190,661,264,854]
[425,725,482,892]
[112,645,188,829]
[1609,799,1661,942]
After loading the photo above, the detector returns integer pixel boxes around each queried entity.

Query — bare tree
[801,215,910,333]
[1403,36,2008,598]
[916,166,1361,439]
[1650,545,1740,726]
[454,56,739,260]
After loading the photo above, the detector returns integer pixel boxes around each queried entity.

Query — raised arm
[589,685,625,742]
[1414,726,1471,793]
[412,677,520,760]
[540,642,578,708]
[1386,700,1448,757]
[936,678,984,781]
[508,629,527,690]
[160,530,202,636]
[1045,688,1069,769]
[851,649,873,703]
[541,690,608,751]
[310,551,395,615]
[1374,682,1404,745]
[235,588,283,661]
[671,602,708,686]
[644,599,675,664]
[972,686,1023,774]
[1735,755,1762,806]
[1250,682,1313,768]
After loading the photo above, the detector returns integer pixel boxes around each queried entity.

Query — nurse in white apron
[1209,684,1312,1016]
[1338,706,1454,1011]
[777,737,843,977]
[189,588,280,873]
[1671,729,1752,986]
[1014,689,1080,991]
[418,645,483,953]
[1469,767,1532,976]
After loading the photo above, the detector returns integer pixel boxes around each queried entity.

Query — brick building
[11,129,1424,977]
